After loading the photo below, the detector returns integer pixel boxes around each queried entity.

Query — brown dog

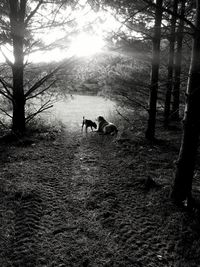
[96,116,118,135]
[82,116,97,133]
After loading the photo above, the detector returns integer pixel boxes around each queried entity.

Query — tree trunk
[171,0,200,203]
[164,0,178,126]
[145,0,163,140]
[12,61,25,134]
[9,0,26,134]
[171,0,186,121]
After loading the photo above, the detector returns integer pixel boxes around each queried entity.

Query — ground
[0,97,200,267]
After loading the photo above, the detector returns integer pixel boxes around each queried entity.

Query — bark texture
[171,0,200,203]
[171,0,186,121]
[9,0,26,134]
[164,0,178,126]
[145,0,163,140]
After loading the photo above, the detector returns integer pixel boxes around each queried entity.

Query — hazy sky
[0,1,141,63]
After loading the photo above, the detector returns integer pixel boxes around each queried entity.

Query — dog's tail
[81,116,85,132]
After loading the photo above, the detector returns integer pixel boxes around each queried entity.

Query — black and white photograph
[0,0,200,266]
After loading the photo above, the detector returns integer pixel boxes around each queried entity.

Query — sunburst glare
[0,2,123,63]
[68,33,105,57]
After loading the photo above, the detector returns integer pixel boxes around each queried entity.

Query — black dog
[82,116,97,133]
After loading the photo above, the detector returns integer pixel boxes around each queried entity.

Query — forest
[0,0,200,266]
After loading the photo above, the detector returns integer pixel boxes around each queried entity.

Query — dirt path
[1,124,200,266]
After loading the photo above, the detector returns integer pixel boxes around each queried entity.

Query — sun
[26,33,105,63]
[68,33,105,57]
[0,3,122,63]
[26,4,121,62]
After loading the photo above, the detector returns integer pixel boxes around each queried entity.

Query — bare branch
[0,88,12,101]
[142,0,195,31]
[0,77,13,98]
[25,100,53,123]
[116,109,133,125]
[0,107,12,119]
[25,56,79,98]
[25,68,58,97]
[25,0,44,26]
[122,94,149,111]
[26,80,56,100]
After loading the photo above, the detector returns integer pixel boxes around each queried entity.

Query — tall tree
[9,0,26,133]
[171,0,200,204]
[164,0,178,126]
[171,0,186,121]
[145,0,163,140]
[0,0,77,135]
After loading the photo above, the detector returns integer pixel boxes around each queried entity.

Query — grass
[0,104,200,267]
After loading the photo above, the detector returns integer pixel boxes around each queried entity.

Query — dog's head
[92,122,97,129]
[97,116,106,123]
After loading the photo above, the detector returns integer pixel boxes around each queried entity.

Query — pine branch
[142,0,195,31]
[116,109,133,125]
[25,56,79,98]
[25,100,53,123]
[26,80,56,100]
[0,107,12,119]
[25,0,44,26]
[25,69,58,98]
[122,94,149,111]
[0,77,13,98]
[0,88,12,101]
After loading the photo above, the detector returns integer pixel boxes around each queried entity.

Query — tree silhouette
[164,0,178,126]
[171,0,200,204]
[145,0,163,140]
[0,0,77,134]
[171,0,186,121]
